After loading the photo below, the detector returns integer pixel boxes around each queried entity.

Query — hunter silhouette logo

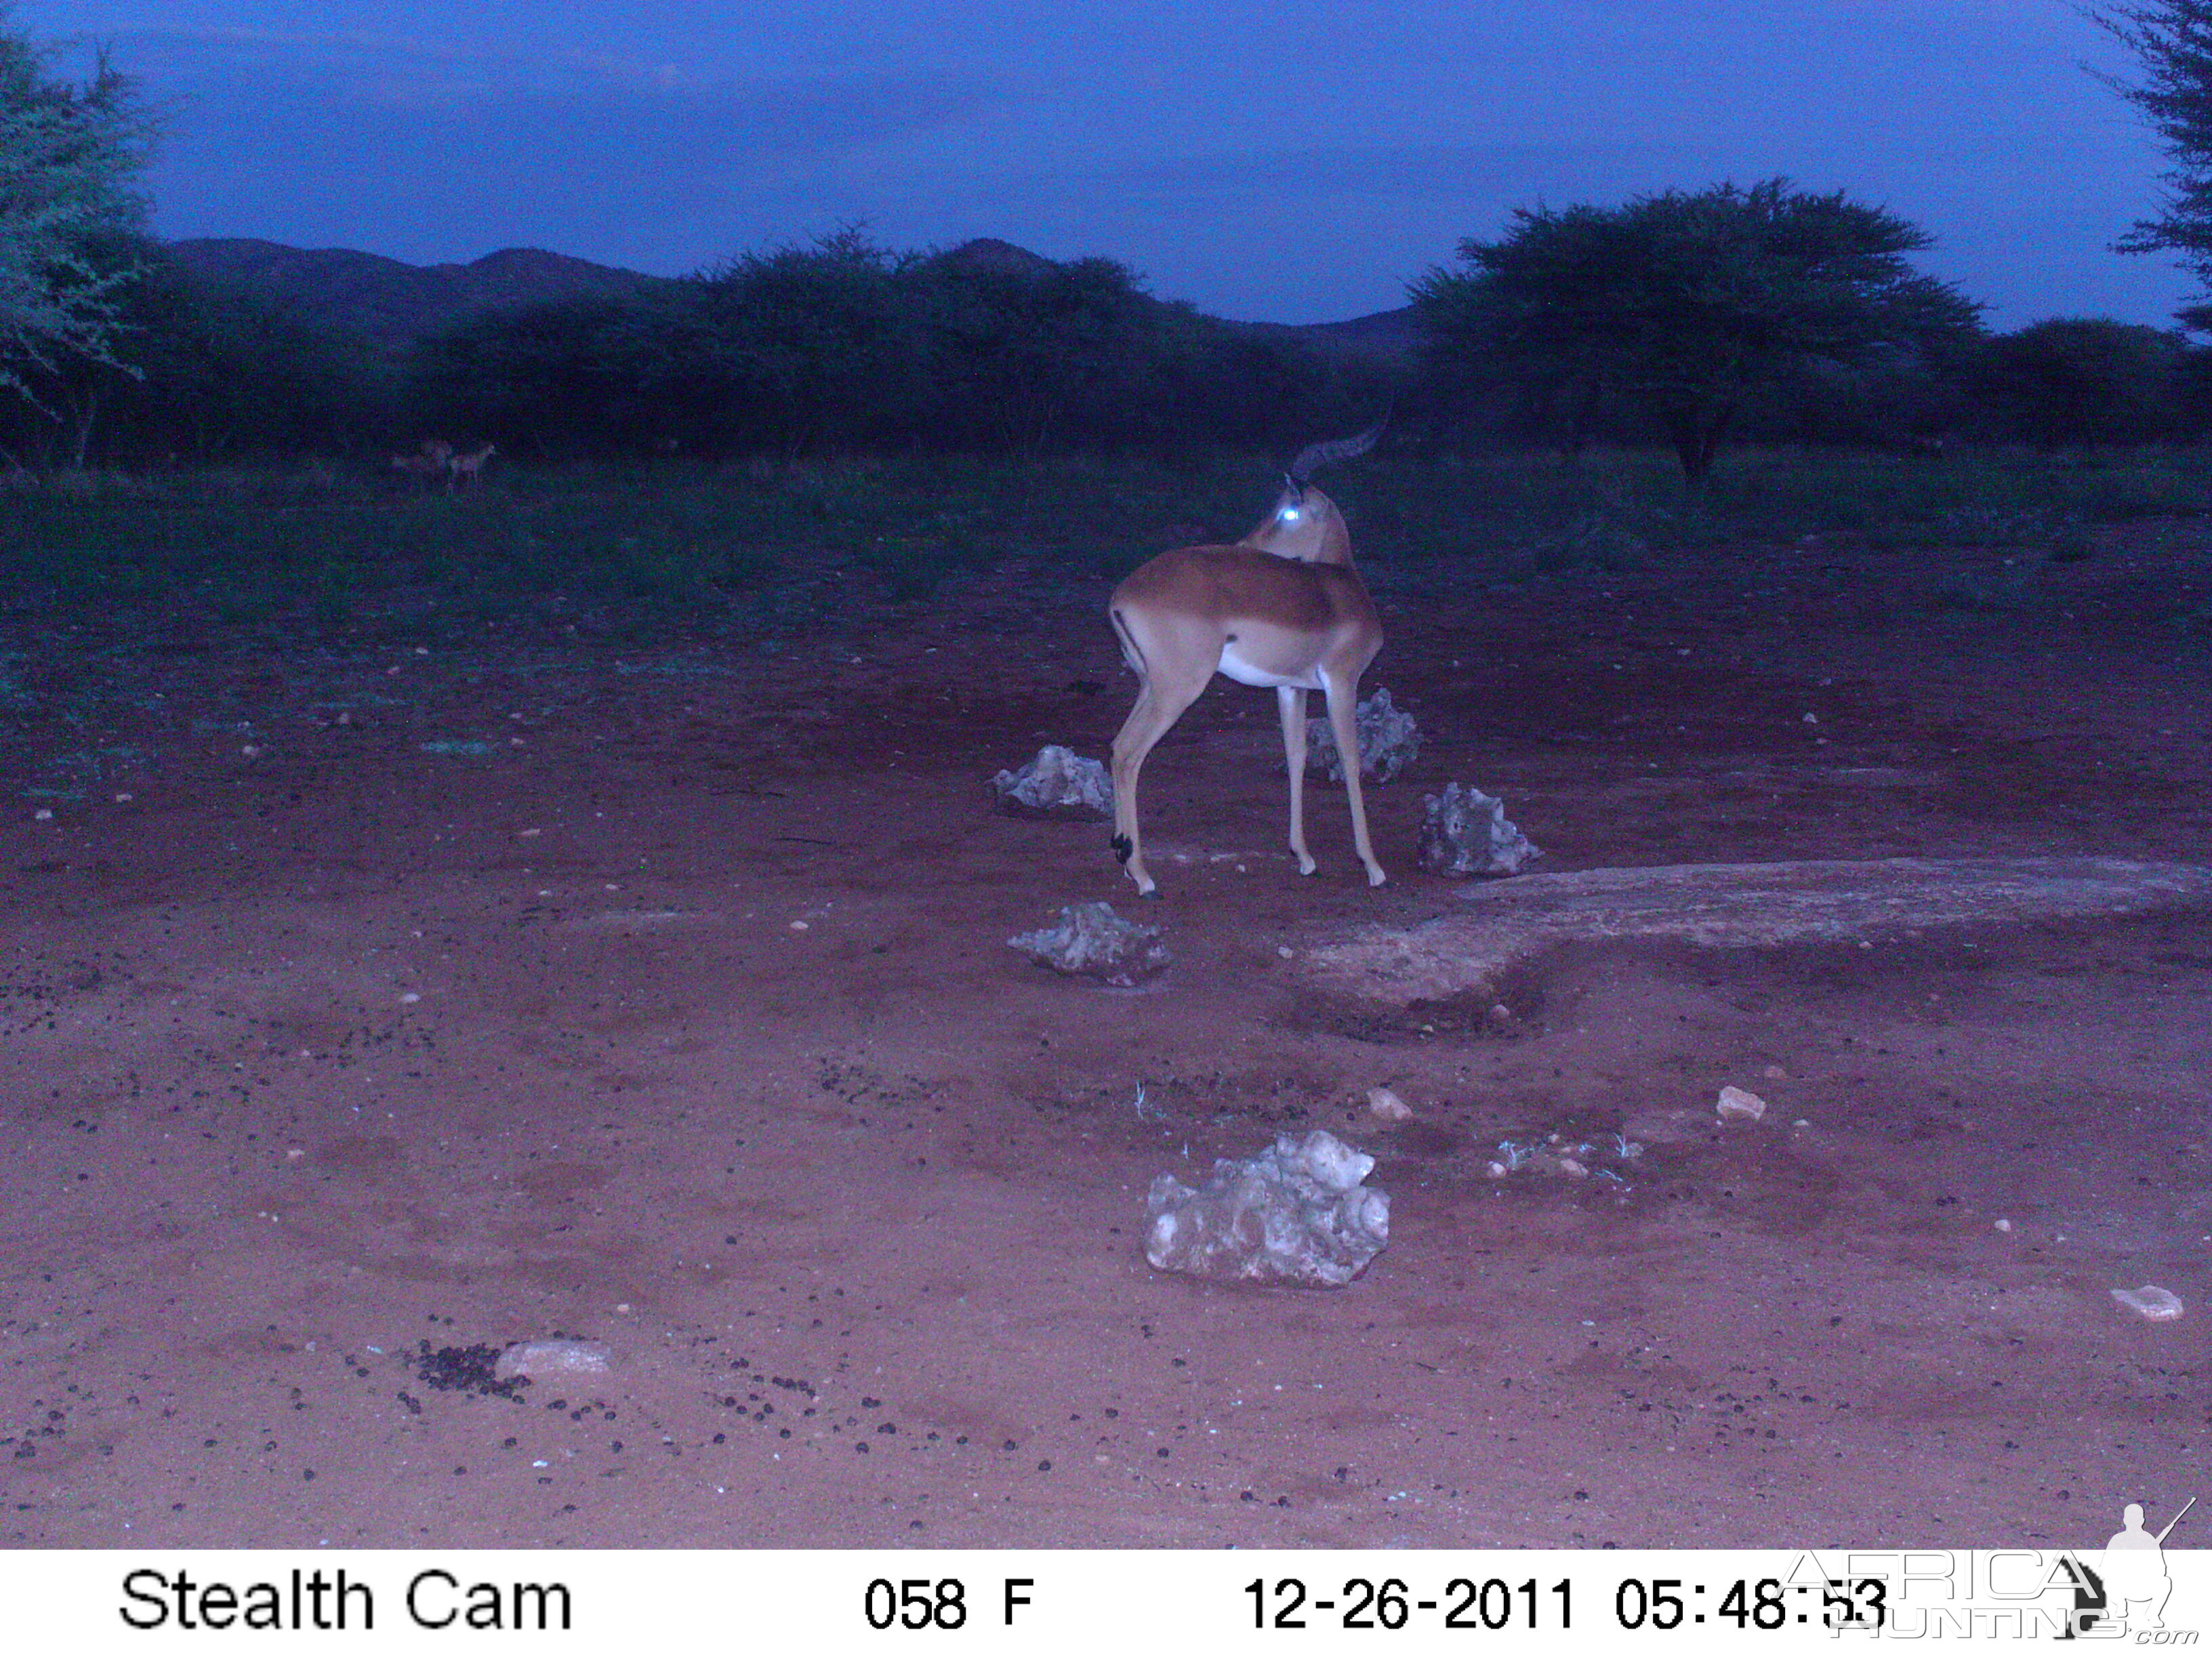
[2089,1496,2195,1635]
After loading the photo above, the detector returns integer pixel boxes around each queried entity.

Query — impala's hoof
[1366,866,1389,888]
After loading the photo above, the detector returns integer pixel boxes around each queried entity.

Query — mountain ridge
[167,236,1421,362]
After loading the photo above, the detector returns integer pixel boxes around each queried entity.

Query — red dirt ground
[1,523,2207,1549]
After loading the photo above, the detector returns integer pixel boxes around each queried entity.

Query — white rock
[494,1338,613,1380]
[1305,687,1421,783]
[1716,1085,1767,1122]
[1010,901,1169,987]
[1143,1130,1388,1287]
[1416,782,1540,878]
[992,745,1114,819]
[1366,1086,1412,1122]
[2110,1285,2184,1322]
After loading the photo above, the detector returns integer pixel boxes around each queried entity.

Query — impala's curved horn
[1286,415,1389,485]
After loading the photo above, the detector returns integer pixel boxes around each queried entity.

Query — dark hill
[166,236,1424,363]
[166,239,670,345]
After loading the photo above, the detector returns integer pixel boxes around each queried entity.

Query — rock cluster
[992,745,1114,819]
[1416,781,1540,877]
[1143,1130,1389,1287]
[1305,687,1421,783]
[1008,901,1169,986]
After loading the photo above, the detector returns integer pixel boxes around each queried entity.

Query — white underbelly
[1217,642,1322,691]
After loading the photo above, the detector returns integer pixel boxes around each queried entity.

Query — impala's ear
[1282,474,1304,504]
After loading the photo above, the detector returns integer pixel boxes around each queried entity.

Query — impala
[1106,424,1387,897]
[447,443,496,489]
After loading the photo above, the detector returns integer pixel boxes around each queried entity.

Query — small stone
[32,808,52,821]
[2110,1285,2184,1322]
[398,991,421,1005]
[1994,1218,2012,1233]
[789,920,809,931]
[1716,1085,1767,1122]
[1761,1064,1786,1080]
[1365,1087,1412,1122]
[1276,946,1294,958]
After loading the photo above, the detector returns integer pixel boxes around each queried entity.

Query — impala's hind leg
[1109,608,1213,897]
[1110,673,1208,897]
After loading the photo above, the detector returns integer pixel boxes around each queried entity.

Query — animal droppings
[412,1343,528,1398]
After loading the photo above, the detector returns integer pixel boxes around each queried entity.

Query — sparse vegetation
[5,445,2207,636]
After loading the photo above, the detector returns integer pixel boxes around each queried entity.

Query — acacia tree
[0,20,156,409]
[1412,180,1982,481]
[2089,3,2212,325]
[1977,317,2186,447]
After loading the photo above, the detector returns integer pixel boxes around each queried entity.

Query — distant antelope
[1107,423,1388,897]
[447,443,496,490]
[392,439,453,485]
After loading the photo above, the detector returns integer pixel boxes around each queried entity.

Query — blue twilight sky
[12,0,2201,328]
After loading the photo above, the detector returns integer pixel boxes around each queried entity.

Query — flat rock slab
[1302,857,2212,1006]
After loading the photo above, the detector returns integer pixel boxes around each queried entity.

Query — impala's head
[1245,480,1351,565]
[1239,418,1387,567]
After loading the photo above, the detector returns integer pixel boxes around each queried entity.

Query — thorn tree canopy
[0,16,156,405]
[1411,179,1982,481]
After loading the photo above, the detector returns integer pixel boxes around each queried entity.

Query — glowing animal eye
[1282,508,1302,523]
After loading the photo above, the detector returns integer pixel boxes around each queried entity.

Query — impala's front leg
[1323,672,1387,888]
[1277,684,1317,876]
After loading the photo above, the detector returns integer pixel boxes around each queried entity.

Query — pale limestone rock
[1416,782,1540,877]
[993,745,1113,819]
[1144,1130,1389,1287]
[1009,901,1168,986]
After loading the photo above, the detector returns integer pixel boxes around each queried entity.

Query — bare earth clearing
[2,517,2208,1549]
